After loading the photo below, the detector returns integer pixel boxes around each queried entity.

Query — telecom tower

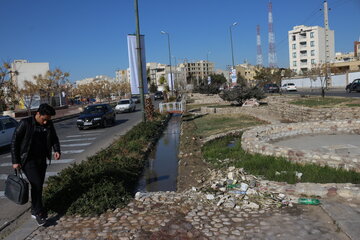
[256,25,263,66]
[268,1,277,68]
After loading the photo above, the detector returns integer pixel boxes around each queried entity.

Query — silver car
[0,116,19,148]
[115,99,136,113]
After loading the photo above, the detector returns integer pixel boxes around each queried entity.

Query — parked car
[131,95,141,103]
[0,116,19,148]
[115,99,136,113]
[154,91,164,100]
[346,78,360,93]
[76,104,115,130]
[263,83,280,93]
[281,83,297,92]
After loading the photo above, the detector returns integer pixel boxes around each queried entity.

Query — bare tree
[0,62,18,110]
[307,64,327,98]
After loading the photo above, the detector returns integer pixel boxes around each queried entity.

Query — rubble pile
[192,166,298,210]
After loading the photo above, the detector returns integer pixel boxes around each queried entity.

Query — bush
[43,115,168,216]
[219,86,265,105]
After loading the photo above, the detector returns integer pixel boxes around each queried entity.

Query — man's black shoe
[32,214,47,226]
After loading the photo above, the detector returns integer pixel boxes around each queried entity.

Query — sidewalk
[14,105,83,122]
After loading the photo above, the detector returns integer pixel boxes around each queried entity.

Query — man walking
[11,103,61,226]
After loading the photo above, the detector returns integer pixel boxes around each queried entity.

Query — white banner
[168,73,175,91]
[231,68,237,83]
[127,35,148,95]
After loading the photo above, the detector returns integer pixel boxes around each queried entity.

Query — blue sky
[1,0,359,82]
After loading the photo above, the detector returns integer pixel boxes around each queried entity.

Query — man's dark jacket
[11,116,61,165]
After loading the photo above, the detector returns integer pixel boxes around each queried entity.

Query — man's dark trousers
[22,159,47,215]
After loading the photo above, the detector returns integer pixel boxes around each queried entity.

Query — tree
[0,62,18,110]
[35,68,70,106]
[159,76,166,85]
[149,82,157,93]
[219,85,265,106]
[307,64,327,98]
[237,72,247,87]
[254,67,283,87]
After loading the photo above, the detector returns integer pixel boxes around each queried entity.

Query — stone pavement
[18,191,357,240]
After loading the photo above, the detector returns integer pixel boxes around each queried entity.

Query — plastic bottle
[297,198,320,205]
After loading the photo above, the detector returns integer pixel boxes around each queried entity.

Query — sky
[1,0,359,82]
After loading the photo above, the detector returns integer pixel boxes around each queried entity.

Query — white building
[11,60,49,89]
[75,75,116,86]
[288,25,335,74]
[115,69,130,83]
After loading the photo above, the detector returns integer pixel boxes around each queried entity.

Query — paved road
[282,88,360,98]
[0,105,143,234]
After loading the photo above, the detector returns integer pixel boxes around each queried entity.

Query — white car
[0,116,19,148]
[115,99,136,113]
[281,83,297,92]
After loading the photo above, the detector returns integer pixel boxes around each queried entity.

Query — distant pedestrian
[11,103,61,226]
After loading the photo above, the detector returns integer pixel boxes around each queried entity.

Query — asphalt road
[281,88,360,98]
[0,104,144,234]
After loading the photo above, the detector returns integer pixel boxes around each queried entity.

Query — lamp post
[229,22,237,68]
[161,31,174,93]
[134,0,146,122]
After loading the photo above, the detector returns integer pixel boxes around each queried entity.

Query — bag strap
[14,169,25,179]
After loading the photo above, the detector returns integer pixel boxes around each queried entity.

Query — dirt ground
[177,116,212,192]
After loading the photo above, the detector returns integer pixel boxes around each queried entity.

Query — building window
[310,41,315,47]
[293,61,297,67]
[310,32,314,38]
[292,44,296,50]
[311,59,315,64]
[292,35,296,41]
[292,52,296,58]
[311,50,315,56]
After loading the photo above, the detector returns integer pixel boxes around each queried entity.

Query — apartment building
[179,60,215,84]
[354,41,360,59]
[235,63,258,86]
[115,69,130,83]
[11,59,50,89]
[288,25,335,74]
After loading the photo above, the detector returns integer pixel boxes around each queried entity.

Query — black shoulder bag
[5,169,29,205]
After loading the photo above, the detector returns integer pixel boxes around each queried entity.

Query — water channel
[136,115,181,192]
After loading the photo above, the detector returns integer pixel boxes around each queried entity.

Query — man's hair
[37,103,56,116]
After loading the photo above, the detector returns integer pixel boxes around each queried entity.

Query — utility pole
[134,0,146,122]
[323,0,331,88]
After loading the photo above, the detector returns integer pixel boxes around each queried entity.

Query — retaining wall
[241,120,360,172]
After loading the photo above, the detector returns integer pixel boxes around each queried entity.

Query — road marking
[0,159,75,167]
[66,133,101,138]
[61,150,84,154]
[0,172,58,180]
[61,143,91,147]
[60,138,96,143]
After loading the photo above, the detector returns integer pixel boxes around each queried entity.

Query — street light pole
[161,31,174,93]
[134,0,146,122]
[229,22,237,68]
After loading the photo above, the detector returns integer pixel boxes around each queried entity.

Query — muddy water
[136,115,181,192]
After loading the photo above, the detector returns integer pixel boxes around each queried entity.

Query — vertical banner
[231,68,237,83]
[127,34,148,95]
[207,76,211,85]
[168,73,174,91]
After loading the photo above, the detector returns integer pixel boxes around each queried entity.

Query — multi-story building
[75,75,115,86]
[179,60,215,85]
[115,69,130,83]
[235,63,258,86]
[288,25,335,74]
[354,41,360,59]
[11,59,49,89]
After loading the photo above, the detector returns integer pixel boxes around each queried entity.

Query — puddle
[136,115,181,192]
[227,140,236,148]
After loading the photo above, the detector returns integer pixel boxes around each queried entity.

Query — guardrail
[159,100,186,114]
